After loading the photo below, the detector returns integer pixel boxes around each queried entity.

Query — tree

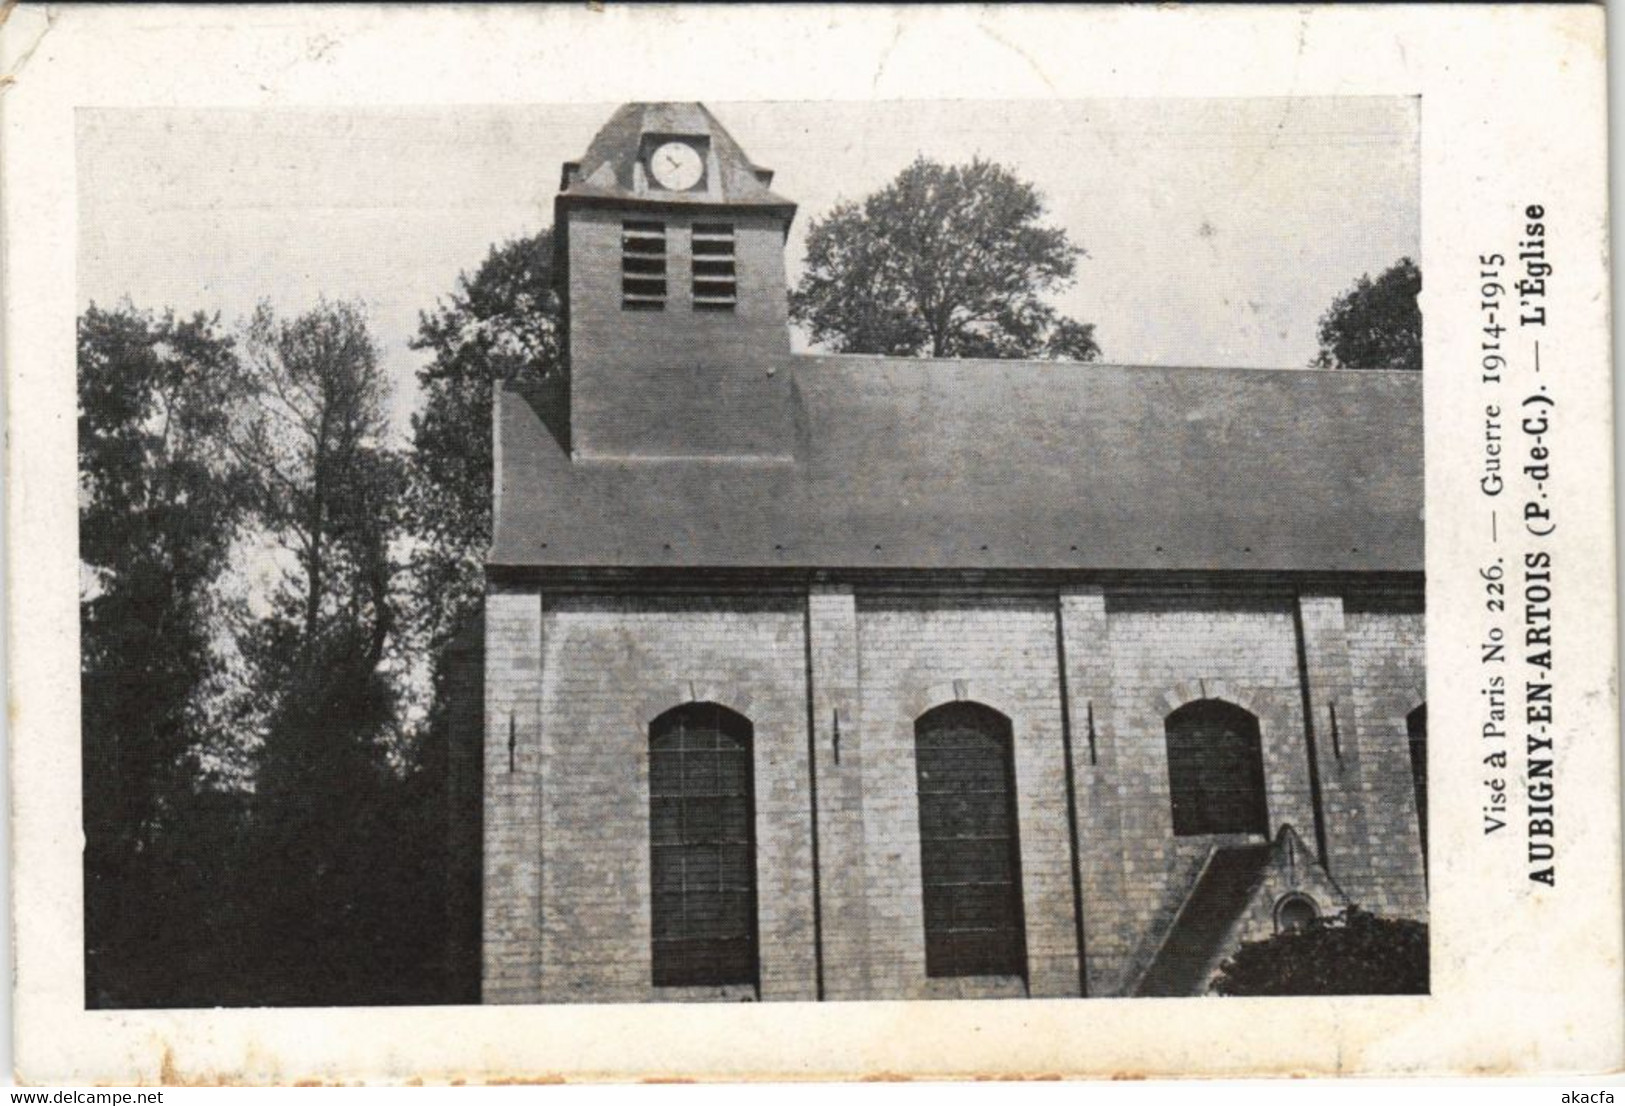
[407,230,563,659]
[1212,906,1429,996]
[790,156,1100,361]
[228,299,428,1003]
[77,303,251,1005]
[235,300,399,661]
[231,299,406,809]
[80,297,458,1007]
[1312,257,1422,371]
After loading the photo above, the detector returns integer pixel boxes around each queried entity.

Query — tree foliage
[224,300,441,1003]
[231,299,404,760]
[79,304,249,842]
[407,230,562,659]
[790,157,1100,361]
[78,304,251,1004]
[80,298,455,1008]
[1212,906,1429,996]
[1312,257,1422,372]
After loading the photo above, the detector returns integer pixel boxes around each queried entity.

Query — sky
[78,98,1418,439]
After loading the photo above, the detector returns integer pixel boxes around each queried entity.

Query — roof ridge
[789,352,1422,376]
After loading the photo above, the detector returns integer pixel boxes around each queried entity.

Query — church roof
[489,356,1423,575]
[557,102,796,215]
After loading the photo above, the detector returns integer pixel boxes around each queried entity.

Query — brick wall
[1344,593,1429,918]
[567,207,794,459]
[532,591,815,1003]
[1060,587,1128,994]
[482,588,544,1003]
[1095,589,1314,990]
[806,586,869,999]
[853,593,1079,999]
[477,576,1426,1002]
[1298,592,1375,902]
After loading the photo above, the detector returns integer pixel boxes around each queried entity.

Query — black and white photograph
[78,96,1426,1009]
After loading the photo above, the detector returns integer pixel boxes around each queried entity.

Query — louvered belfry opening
[914,702,1028,980]
[690,222,737,310]
[621,219,668,310]
[648,702,758,988]
[1407,704,1428,863]
[1164,699,1269,837]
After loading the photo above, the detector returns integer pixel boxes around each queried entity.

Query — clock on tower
[554,104,798,458]
[646,138,707,192]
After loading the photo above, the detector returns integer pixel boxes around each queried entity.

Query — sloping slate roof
[559,102,794,211]
[490,356,1422,572]
[1136,844,1273,997]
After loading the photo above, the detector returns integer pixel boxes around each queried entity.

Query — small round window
[1275,894,1319,933]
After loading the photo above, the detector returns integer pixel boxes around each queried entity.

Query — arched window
[1407,704,1428,863]
[914,702,1027,980]
[1164,699,1269,837]
[648,702,757,988]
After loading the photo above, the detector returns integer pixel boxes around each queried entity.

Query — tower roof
[557,102,796,216]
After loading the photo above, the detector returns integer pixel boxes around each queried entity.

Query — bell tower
[555,103,798,460]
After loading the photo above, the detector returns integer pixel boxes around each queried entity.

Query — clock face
[649,141,705,191]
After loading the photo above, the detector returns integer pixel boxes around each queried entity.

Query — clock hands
[650,143,700,189]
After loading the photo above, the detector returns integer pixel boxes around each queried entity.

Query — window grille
[1164,700,1269,836]
[691,223,737,311]
[622,220,667,311]
[649,702,758,988]
[1407,704,1428,862]
[914,702,1028,979]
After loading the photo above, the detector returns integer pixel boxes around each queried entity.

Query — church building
[451,102,1427,1003]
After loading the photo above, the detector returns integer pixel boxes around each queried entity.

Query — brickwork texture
[475,579,1427,1003]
